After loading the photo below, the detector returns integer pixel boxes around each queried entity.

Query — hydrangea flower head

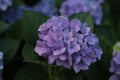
[21,0,57,17]
[109,42,120,80]
[0,7,23,24]
[109,52,120,80]
[34,16,103,73]
[0,0,12,11]
[60,0,104,25]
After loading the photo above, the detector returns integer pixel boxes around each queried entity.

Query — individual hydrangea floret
[0,0,12,11]
[60,0,104,25]
[0,51,3,80]
[21,0,57,17]
[34,16,103,73]
[0,7,23,24]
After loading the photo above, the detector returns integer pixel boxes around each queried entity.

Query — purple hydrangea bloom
[60,0,104,25]
[0,7,23,25]
[109,52,120,80]
[34,16,103,73]
[21,0,57,17]
[0,0,12,11]
[0,51,3,80]
[109,75,120,80]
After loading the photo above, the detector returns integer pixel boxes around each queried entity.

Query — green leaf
[94,26,117,69]
[69,13,94,30]
[0,37,19,64]
[14,63,48,80]
[21,11,48,46]
[118,20,120,38]
[55,0,65,8]
[101,2,112,26]
[0,21,8,34]
[83,62,110,80]
[56,69,83,80]
[75,75,83,80]
[13,0,23,6]
[113,41,120,52]
[7,19,23,39]
[22,44,40,63]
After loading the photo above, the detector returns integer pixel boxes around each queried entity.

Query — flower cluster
[109,52,120,80]
[109,42,120,80]
[0,7,23,25]
[60,0,104,25]
[0,0,12,11]
[34,16,103,73]
[21,0,57,17]
[0,51,3,80]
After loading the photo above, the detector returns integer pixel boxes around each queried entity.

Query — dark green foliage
[14,63,48,80]
[55,0,65,9]
[0,22,8,34]
[0,37,20,64]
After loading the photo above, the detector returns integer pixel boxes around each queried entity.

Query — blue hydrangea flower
[109,75,120,80]
[109,42,120,80]
[109,52,120,80]
[0,0,12,11]
[21,0,57,17]
[0,51,3,80]
[60,0,104,25]
[0,7,23,25]
[34,16,103,73]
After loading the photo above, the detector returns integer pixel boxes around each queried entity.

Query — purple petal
[34,41,50,56]
[53,50,60,56]
[85,34,99,45]
[76,34,84,45]
[48,55,56,64]
[109,75,119,80]
[79,63,89,70]
[63,30,74,44]
[56,60,71,69]
[70,19,81,32]
[73,54,81,64]
[73,64,81,73]
[60,48,66,54]
[109,60,117,73]
[113,53,120,64]
[68,48,75,55]
[59,54,67,61]
[43,33,55,47]
[34,46,48,56]
[82,56,91,65]
[75,44,80,52]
